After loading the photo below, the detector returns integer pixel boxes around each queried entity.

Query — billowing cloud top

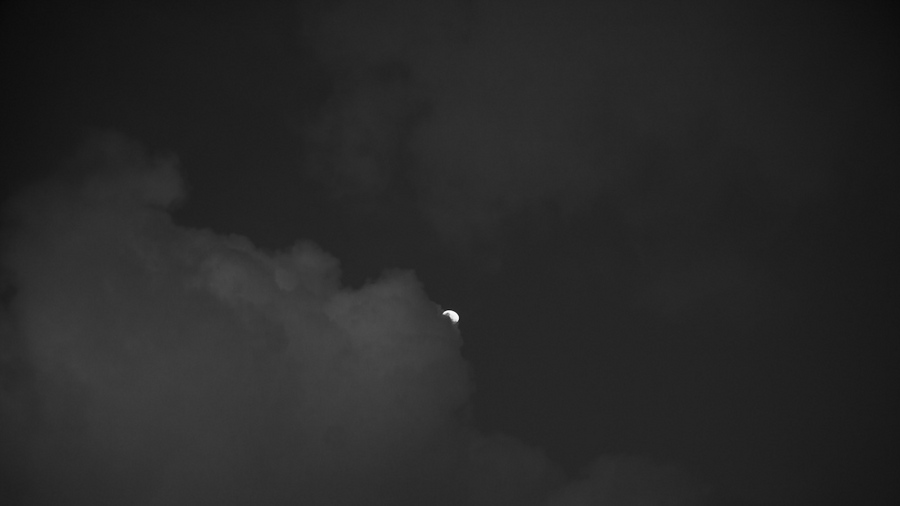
[1,133,473,505]
[0,133,705,505]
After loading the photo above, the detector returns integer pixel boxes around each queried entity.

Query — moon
[442,310,459,324]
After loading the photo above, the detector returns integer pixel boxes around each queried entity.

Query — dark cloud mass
[1,134,467,505]
[0,134,700,505]
[1,0,898,505]
[301,0,895,253]
[303,0,610,246]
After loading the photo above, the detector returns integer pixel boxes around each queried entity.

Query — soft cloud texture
[0,133,710,504]
[301,0,891,255]
[302,0,609,245]
[1,133,473,505]
[2,1,896,503]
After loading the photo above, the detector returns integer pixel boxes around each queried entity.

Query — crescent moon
[442,310,459,324]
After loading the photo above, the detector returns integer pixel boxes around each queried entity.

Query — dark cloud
[300,0,895,254]
[4,1,895,504]
[1,133,471,505]
[302,0,610,247]
[0,133,708,505]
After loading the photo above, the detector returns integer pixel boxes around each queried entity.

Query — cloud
[300,0,893,258]
[0,133,709,505]
[0,133,476,505]
[301,0,611,247]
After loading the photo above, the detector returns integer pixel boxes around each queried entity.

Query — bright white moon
[442,310,459,324]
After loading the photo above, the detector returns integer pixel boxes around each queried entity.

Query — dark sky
[1,1,898,505]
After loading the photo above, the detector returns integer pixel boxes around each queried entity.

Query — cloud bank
[0,133,707,504]
[302,0,610,246]
[301,0,891,260]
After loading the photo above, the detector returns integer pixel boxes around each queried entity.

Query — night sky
[1,1,898,505]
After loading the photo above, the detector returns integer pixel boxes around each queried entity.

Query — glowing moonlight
[442,310,460,324]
